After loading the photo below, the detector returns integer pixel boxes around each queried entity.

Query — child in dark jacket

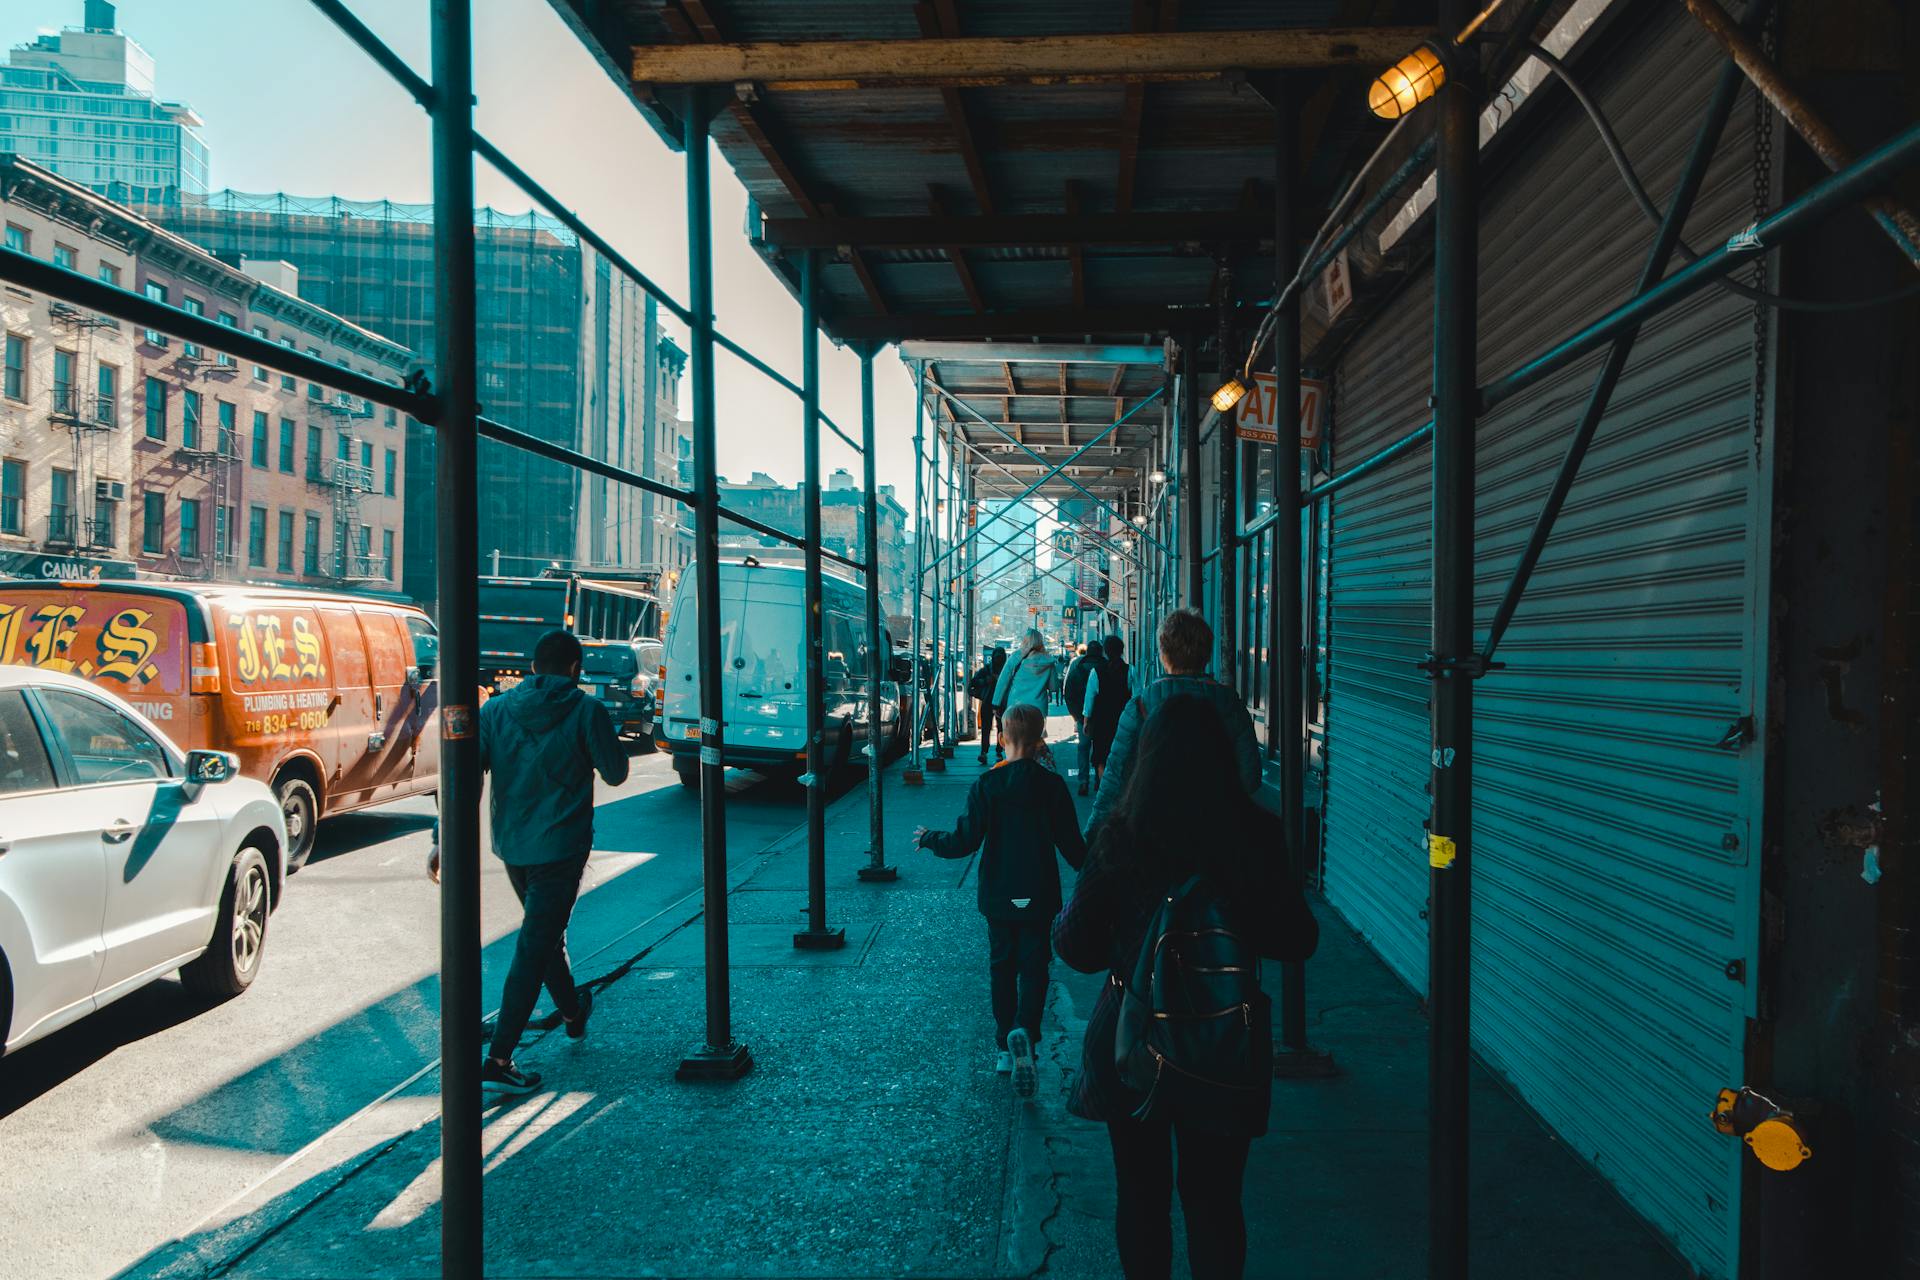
[915,702,1086,1097]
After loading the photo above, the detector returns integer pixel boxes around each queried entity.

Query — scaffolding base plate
[924,755,947,773]
[903,768,925,785]
[857,862,900,883]
[1272,1046,1340,1080]
[676,1041,754,1081]
[793,926,848,951]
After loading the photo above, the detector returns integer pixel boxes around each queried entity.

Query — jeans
[1073,715,1092,787]
[987,919,1050,1047]
[1105,1115,1254,1280]
[977,700,998,757]
[489,852,587,1061]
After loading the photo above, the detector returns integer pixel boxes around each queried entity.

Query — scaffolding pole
[858,347,897,882]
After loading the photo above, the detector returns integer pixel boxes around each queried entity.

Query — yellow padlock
[1744,1116,1812,1172]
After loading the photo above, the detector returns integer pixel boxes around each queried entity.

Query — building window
[215,312,237,367]
[96,363,117,425]
[360,441,373,473]
[277,509,295,572]
[181,296,203,357]
[385,405,397,427]
[3,334,24,402]
[251,325,270,382]
[250,411,269,468]
[52,244,75,271]
[383,528,394,581]
[217,400,236,455]
[248,505,267,567]
[51,349,75,417]
[182,389,201,449]
[98,262,120,288]
[308,349,325,401]
[180,498,201,559]
[144,376,166,439]
[337,430,351,462]
[92,494,114,549]
[306,425,323,480]
[141,491,164,554]
[279,418,295,473]
[4,224,27,254]
[280,338,296,392]
[302,512,320,575]
[213,504,230,562]
[142,280,167,347]
[0,459,23,535]
[384,448,397,497]
[48,468,73,543]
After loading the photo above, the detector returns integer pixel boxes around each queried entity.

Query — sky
[7,0,926,502]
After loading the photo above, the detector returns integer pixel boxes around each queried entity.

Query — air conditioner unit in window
[95,479,126,502]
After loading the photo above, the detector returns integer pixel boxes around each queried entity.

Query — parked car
[579,638,655,742]
[657,560,902,789]
[0,581,440,870]
[0,666,286,1057]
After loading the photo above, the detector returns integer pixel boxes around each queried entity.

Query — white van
[658,559,903,788]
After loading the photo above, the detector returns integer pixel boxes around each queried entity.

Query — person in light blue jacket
[1085,608,1261,835]
[992,628,1060,719]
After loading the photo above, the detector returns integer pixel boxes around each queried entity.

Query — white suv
[0,667,286,1057]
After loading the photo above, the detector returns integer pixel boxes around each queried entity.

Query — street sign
[1233,373,1327,450]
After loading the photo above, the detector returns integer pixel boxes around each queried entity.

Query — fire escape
[169,319,243,577]
[46,301,121,552]
[316,394,380,581]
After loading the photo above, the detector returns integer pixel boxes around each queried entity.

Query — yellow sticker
[1429,833,1457,869]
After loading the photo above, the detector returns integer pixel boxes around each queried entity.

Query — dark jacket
[1063,653,1101,714]
[918,758,1087,921]
[1051,806,1318,1129]
[968,661,997,702]
[1086,675,1262,832]
[479,674,629,866]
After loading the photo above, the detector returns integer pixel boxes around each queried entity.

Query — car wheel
[182,847,272,999]
[674,754,700,790]
[277,775,319,872]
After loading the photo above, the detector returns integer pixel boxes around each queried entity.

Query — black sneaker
[564,987,594,1040]
[481,1056,541,1096]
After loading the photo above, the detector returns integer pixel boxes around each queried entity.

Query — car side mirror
[889,655,914,682]
[182,749,236,799]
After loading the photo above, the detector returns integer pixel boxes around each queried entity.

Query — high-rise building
[0,1,209,203]
[147,191,687,605]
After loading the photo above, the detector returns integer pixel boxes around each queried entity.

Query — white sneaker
[1008,1028,1036,1098]
[994,1049,1014,1074]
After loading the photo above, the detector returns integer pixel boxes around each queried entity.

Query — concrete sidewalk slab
[118,736,1694,1280]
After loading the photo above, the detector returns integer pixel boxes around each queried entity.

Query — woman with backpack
[992,628,1061,722]
[1052,696,1319,1280]
[1079,634,1130,796]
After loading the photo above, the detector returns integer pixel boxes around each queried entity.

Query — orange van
[0,581,440,869]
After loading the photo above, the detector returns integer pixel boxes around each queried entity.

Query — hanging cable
[1524,42,1920,312]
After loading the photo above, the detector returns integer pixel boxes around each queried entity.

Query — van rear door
[316,607,376,807]
[0,586,193,741]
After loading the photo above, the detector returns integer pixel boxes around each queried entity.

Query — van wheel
[182,847,271,999]
[277,776,320,871]
[674,755,700,791]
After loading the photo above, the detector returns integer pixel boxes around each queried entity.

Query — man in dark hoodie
[479,629,629,1095]
[914,703,1085,1098]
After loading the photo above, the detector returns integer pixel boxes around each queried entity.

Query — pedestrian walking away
[915,703,1086,1098]
[1054,696,1318,1279]
[993,629,1061,726]
[477,629,630,1096]
[1086,608,1261,835]
[970,646,1006,763]
[1063,642,1103,795]
[1080,635,1129,797]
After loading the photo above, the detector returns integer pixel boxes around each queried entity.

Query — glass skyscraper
[0,2,209,203]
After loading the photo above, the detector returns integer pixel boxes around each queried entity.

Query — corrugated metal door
[1319,12,1767,1277]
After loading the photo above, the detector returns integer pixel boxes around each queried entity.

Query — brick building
[0,156,410,587]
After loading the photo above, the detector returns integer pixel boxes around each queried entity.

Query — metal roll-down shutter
[1319,10,1767,1275]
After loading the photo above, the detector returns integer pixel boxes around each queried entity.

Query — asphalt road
[0,748,825,1280]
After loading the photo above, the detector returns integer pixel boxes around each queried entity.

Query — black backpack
[1115,874,1272,1127]
[1064,655,1098,710]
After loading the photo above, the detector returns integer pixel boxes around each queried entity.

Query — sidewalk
[123,730,1690,1279]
